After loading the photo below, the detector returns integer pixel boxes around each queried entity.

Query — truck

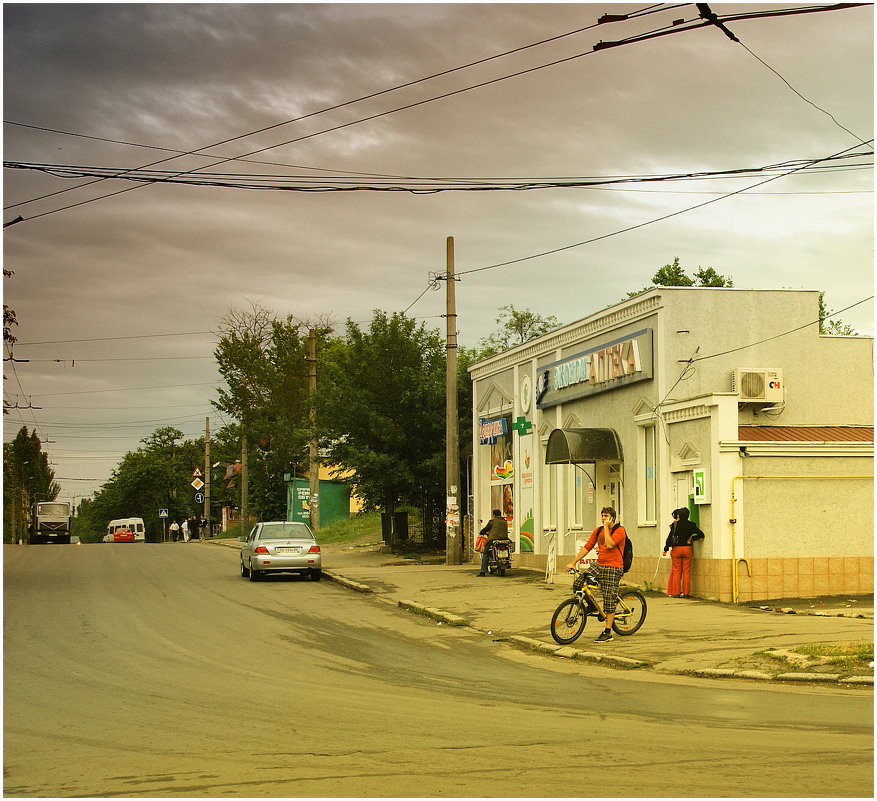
[30,501,72,545]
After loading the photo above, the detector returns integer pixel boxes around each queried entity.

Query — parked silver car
[239,521,322,581]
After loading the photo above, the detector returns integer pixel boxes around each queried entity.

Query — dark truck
[30,501,72,544]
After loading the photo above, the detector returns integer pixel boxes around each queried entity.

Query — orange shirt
[584,524,626,569]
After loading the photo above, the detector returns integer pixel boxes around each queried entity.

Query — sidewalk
[207,538,874,686]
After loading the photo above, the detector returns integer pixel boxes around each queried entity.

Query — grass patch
[314,510,384,545]
[792,641,873,673]
[756,641,874,678]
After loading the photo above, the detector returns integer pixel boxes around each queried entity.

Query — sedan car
[239,521,322,581]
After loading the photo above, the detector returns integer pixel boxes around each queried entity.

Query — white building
[469,287,873,602]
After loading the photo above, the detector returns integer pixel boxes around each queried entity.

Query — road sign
[194,492,204,504]
[191,478,205,491]
[192,468,203,478]
[159,509,168,518]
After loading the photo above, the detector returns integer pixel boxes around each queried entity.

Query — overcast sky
[3,2,873,506]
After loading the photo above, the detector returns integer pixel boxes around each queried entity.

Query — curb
[224,550,872,688]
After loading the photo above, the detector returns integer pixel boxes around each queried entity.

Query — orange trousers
[667,545,693,596]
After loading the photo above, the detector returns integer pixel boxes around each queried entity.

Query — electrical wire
[453,139,873,278]
[5,150,872,193]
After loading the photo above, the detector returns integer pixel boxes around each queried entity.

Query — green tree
[82,427,204,541]
[478,304,560,358]
[213,301,334,520]
[3,426,60,542]
[627,257,734,298]
[818,291,857,335]
[317,311,445,544]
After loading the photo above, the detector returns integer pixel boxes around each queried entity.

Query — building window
[543,463,557,530]
[642,424,657,524]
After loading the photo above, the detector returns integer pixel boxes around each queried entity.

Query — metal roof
[738,426,874,443]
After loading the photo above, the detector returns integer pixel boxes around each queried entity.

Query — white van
[105,517,146,543]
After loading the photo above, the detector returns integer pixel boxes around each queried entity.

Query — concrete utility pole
[308,328,319,530]
[204,416,210,537]
[445,236,462,565]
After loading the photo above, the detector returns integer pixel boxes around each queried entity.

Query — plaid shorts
[586,563,623,613]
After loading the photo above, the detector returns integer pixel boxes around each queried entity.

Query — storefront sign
[536,328,653,408]
[479,416,508,444]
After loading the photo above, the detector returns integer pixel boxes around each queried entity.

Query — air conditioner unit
[731,368,783,403]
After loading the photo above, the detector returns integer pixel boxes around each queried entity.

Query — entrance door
[595,461,622,518]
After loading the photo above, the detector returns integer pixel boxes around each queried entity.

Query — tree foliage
[80,427,204,541]
[477,304,560,359]
[3,426,60,542]
[213,301,334,518]
[818,291,857,335]
[317,311,446,530]
[627,257,734,298]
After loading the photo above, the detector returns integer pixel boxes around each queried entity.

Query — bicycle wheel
[550,597,587,644]
[612,589,647,636]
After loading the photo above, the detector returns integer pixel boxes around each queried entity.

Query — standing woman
[663,507,705,597]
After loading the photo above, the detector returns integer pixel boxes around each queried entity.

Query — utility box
[286,478,351,528]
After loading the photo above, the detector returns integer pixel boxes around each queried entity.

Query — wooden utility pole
[445,236,462,564]
[308,329,319,530]
[241,434,248,536]
[204,416,210,537]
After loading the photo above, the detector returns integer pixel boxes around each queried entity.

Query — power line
[453,139,873,278]
[3,10,622,223]
[5,150,871,193]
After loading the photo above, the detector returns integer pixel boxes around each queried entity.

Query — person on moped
[565,506,626,643]
[477,509,508,577]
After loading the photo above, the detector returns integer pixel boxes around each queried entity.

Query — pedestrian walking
[181,518,189,542]
[662,507,705,597]
[170,520,180,542]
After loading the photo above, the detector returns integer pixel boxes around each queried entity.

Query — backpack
[620,532,633,574]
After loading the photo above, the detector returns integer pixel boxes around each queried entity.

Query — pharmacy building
[468,287,873,603]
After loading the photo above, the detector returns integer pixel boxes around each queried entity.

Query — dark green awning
[544,428,622,464]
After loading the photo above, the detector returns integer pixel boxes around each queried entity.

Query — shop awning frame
[544,428,623,464]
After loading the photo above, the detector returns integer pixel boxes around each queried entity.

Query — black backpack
[621,532,633,574]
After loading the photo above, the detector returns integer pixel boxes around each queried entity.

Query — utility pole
[308,328,319,530]
[445,236,462,565]
[241,433,248,536]
[204,416,210,538]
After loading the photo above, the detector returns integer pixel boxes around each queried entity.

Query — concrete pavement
[204,537,874,686]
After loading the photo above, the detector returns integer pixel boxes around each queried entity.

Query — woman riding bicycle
[565,506,626,643]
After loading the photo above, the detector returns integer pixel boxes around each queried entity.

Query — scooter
[486,538,515,576]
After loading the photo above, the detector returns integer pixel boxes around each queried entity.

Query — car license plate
[276,546,301,553]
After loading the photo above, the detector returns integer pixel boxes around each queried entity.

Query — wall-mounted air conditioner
[731,368,783,403]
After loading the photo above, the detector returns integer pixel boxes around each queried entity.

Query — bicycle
[550,568,647,644]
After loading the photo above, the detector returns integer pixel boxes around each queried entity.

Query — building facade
[469,288,873,602]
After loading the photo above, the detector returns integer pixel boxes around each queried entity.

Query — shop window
[640,424,657,524]
[543,463,557,530]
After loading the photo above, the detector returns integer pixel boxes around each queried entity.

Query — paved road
[4,544,873,797]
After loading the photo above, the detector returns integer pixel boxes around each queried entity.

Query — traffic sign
[192,468,203,478]
[159,508,168,518]
[191,478,205,491]
[194,492,204,504]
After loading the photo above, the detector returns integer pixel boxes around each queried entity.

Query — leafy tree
[627,257,734,298]
[818,291,857,335]
[213,300,335,520]
[3,426,60,542]
[477,304,560,359]
[317,311,445,544]
[81,427,204,541]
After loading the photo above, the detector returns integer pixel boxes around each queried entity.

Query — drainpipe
[729,474,870,603]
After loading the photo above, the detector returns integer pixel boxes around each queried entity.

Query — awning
[544,428,623,464]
